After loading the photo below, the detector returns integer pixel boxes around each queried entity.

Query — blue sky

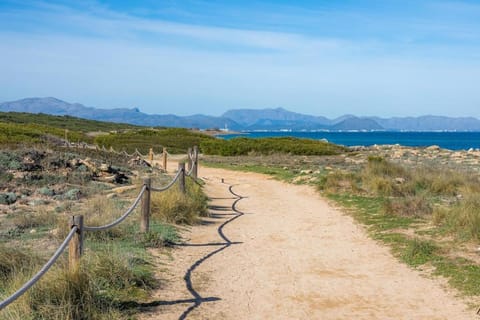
[1,0,479,117]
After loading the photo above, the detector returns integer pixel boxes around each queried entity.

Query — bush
[0,245,38,280]
[317,171,361,194]
[402,238,438,266]
[151,179,208,225]
[201,137,345,156]
[94,128,214,154]
[384,195,432,217]
[437,195,480,240]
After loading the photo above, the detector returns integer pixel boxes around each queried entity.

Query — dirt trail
[139,165,474,320]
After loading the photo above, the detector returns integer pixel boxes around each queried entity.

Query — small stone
[29,229,37,234]
[300,169,313,174]
[28,199,48,206]
[99,163,110,172]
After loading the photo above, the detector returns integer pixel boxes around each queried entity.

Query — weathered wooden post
[193,145,199,179]
[148,148,154,163]
[162,147,167,171]
[178,162,186,194]
[69,215,84,274]
[187,147,193,173]
[141,178,151,233]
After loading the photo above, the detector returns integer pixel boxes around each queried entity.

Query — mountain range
[1,97,480,131]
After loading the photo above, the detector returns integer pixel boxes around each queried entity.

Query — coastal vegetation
[94,128,215,154]
[200,136,346,156]
[0,143,207,319]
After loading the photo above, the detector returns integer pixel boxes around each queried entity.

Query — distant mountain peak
[1,97,480,131]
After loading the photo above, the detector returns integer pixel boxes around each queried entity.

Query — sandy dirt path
[139,165,474,320]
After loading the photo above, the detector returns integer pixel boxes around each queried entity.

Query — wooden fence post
[187,147,193,173]
[69,215,84,274]
[141,178,151,233]
[148,148,154,163]
[162,147,167,171]
[178,162,186,194]
[193,145,199,179]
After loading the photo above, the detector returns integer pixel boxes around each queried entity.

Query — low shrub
[384,195,432,217]
[0,245,38,280]
[402,238,438,266]
[151,179,208,225]
[201,137,346,156]
[318,171,361,194]
[436,195,480,240]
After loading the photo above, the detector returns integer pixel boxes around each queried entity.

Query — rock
[29,229,36,234]
[81,158,98,172]
[292,176,308,184]
[325,166,333,171]
[128,156,152,167]
[300,169,313,174]
[28,199,48,206]
[49,228,60,237]
[426,145,440,151]
[99,163,111,172]
[68,158,80,167]
[0,192,17,205]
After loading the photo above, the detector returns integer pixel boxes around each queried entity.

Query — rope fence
[0,145,200,311]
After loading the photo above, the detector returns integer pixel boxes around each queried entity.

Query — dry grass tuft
[151,179,208,225]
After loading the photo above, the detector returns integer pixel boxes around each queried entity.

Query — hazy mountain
[331,117,384,131]
[2,97,480,131]
[369,116,480,131]
[223,107,330,127]
[245,119,329,131]
[0,97,242,130]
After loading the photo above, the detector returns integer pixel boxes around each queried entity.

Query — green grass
[203,161,297,182]
[0,122,91,146]
[327,193,480,297]
[94,128,215,154]
[151,178,209,225]
[201,136,346,156]
[0,166,210,318]
[0,112,139,133]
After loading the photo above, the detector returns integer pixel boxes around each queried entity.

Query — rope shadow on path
[177,184,246,320]
[130,182,247,319]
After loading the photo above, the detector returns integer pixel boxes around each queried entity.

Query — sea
[218,131,480,151]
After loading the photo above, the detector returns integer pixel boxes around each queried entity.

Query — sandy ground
[139,163,475,320]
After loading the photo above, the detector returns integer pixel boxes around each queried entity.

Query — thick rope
[0,226,78,310]
[150,169,183,192]
[83,185,146,232]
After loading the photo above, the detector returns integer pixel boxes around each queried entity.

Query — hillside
[0,97,242,130]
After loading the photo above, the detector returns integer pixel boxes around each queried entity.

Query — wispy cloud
[0,0,479,117]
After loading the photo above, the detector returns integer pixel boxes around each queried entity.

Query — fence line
[0,146,200,311]
[83,185,147,232]
[0,226,78,310]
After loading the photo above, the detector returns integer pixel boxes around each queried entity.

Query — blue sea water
[218,131,480,151]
